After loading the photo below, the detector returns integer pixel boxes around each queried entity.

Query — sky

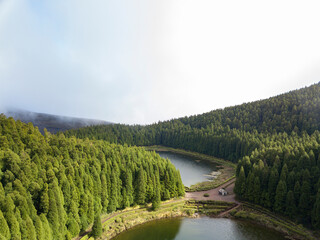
[0,0,320,124]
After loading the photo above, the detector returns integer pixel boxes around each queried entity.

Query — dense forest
[65,83,320,162]
[234,131,320,228]
[0,115,184,239]
[65,82,320,228]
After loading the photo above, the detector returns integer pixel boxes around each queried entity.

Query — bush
[203,193,210,197]
[186,209,195,216]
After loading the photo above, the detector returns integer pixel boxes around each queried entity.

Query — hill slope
[4,109,111,133]
[65,83,320,162]
[65,82,320,228]
[0,115,184,239]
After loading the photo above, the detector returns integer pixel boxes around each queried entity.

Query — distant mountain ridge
[3,109,111,133]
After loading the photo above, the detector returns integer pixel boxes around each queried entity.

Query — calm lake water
[157,151,217,187]
[112,217,285,240]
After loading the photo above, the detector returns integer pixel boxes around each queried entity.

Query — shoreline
[75,200,317,240]
[145,145,236,192]
[75,148,317,240]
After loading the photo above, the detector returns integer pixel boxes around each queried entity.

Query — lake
[157,151,218,187]
[112,217,285,240]
[116,150,285,240]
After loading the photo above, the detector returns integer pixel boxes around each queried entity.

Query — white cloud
[0,0,319,124]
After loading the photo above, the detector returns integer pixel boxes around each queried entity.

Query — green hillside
[0,115,184,239]
[65,82,320,228]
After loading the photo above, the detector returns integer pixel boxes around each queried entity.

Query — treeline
[234,131,320,228]
[64,121,262,162]
[179,82,320,134]
[0,115,184,239]
[65,83,320,163]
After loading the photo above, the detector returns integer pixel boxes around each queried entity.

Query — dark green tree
[312,189,320,228]
[91,214,102,239]
[0,209,10,239]
[274,180,287,213]
[234,166,246,197]
[136,166,146,205]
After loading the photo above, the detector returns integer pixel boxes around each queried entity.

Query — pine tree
[34,215,45,240]
[91,214,102,239]
[253,176,261,204]
[40,214,52,240]
[299,180,311,215]
[100,174,109,212]
[136,166,146,205]
[160,187,168,200]
[312,189,320,228]
[152,187,161,210]
[0,209,10,239]
[267,167,279,205]
[0,234,7,240]
[176,170,185,197]
[234,166,246,197]
[152,172,161,210]
[47,188,60,239]
[25,216,37,240]
[274,180,287,213]
[40,184,49,214]
[285,190,296,218]
[4,196,21,240]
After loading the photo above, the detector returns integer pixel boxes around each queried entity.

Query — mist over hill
[3,109,111,133]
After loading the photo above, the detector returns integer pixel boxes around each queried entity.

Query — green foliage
[91,214,102,239]
[152,186,161,211]
[0,209,10,239]
[0,115,183,239]
[136,166,146,205]
[236,132,320,227]
[312,189,320,228]
[64,83,320,228]
[65,83,320,162]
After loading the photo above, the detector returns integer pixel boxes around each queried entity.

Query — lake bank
[112,216,286,240]
[74,199,188,240]
[75,199,317,240]
[145,145,236,191]
[75,147,318,240]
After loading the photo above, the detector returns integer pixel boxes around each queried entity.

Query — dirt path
[217,203,241,217]
[185,179,239,204]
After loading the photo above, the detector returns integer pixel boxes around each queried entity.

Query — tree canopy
[65,82,320,228]
[0,115,184,239]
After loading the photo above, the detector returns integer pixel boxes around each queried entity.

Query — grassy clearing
[229,202,318,240]
[144,145,236,192]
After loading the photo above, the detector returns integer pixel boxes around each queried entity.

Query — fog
[0,0,319,124]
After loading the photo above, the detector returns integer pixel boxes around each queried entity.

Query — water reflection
[113,217,182,240]
[157,151,217,187]
[113,217,285,240]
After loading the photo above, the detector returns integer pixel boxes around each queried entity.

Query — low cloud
[0,0,319,124]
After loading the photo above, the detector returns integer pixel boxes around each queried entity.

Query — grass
[230,202,318,240]
[185,200,236,216]
[78,199,188,240]
[144,145,236,192]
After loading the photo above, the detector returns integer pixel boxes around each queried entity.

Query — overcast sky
[0,0,319,124]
